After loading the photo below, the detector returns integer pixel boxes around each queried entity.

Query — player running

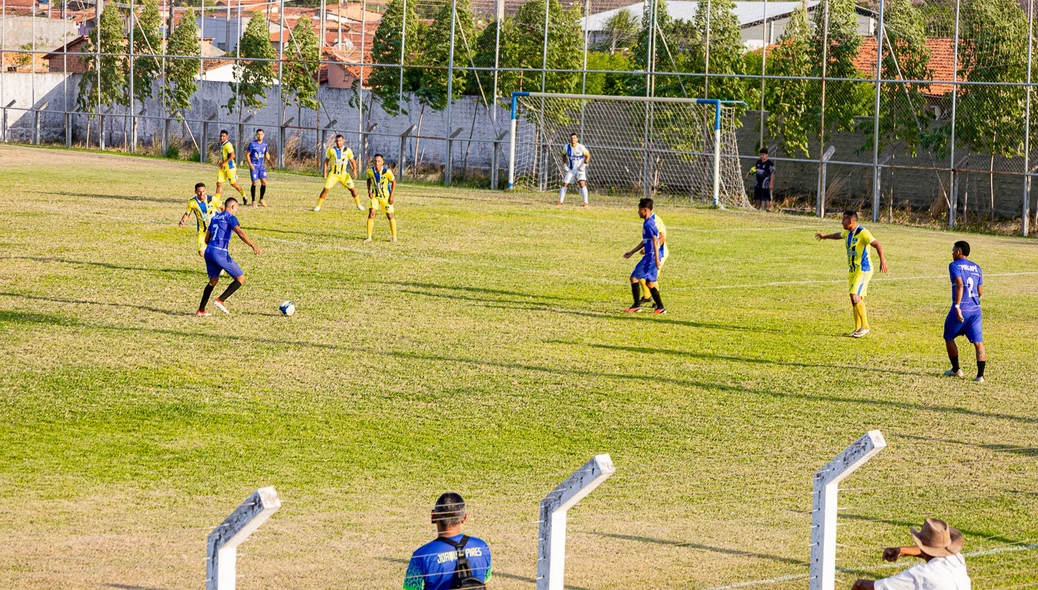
[815,210,889,337]
[943,241,986,383]
[314,134,363,212]
[196,197,261,317]
[623,197,666,314]
[638,212,667,307]
[558,133,590,206]
[365,154,398,242]
[245,129,275,208]
[216,130,247,203]
[746,147,776,211]
[178,182,222,257]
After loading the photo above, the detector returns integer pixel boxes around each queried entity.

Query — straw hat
[910,519,964,557]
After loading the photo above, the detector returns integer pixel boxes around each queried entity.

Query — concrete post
[205,487,281,590]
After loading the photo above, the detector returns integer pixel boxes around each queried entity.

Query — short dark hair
[195,182,206,190]
[843,210,858,220]
[432,492,466,526]
[335,134,344,140]
[638,197,654,210]
[224,197,238,207]
[570,133,578,138]
[760,147,768,154]
[954,240,971,257]
[220,129,229,136]
[374,153,384,159]
[256,128,264,133]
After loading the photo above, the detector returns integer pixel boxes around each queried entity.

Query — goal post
[507,92,750,208]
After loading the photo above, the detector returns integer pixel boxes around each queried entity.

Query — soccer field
[1,144,1036,589]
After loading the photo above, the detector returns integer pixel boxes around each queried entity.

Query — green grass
[0,144,1036,589]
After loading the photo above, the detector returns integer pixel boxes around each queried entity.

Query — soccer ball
[279,301,295,316]
[750,167,757,174]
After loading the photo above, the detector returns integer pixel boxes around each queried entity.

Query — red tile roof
[852,36,958,96]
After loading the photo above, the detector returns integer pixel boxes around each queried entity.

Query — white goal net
[507,93,750,208]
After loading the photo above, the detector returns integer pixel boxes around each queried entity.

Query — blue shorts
[631,256,659,283]
[204,248,243,279]
[944,309,983,343]
[250,166,267,182]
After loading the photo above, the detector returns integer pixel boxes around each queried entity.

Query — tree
[629,0,696,97]
[687,0,745,102]
[584,51,631,95]
[283,19,320,111]
[810,0,866,137]
[368,0,422,115]
[468,18,503,99]
[132,0,163,105]
[416,0,476,111]
[77,3,128,113]
[493,0,583,97]
[599,8,639,54]
[955,0,1028,221]
[765,1,813,156]
[864,0,931,156]
[165,7,200,118]
[226,12,277,114]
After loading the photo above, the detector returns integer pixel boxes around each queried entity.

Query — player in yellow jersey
[365,154,398,242]
[178,182,223,256]
[216,130,246,203]
[314,134,363,212]
[639,213,667,306]
[816,210,889,338]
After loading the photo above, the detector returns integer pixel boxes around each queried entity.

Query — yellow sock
[353,194,362,206]
[852,305,862,331]
[639,279,649,300]
[366,217,374,238]
[317,196,325,208]
[389,218,398,239]
[856,301,869,329]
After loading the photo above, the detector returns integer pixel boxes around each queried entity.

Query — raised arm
[233,226,262,255]
[870,239,889,272]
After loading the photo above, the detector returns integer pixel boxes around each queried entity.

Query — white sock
[559,186,567,202]
[581,187,588,203]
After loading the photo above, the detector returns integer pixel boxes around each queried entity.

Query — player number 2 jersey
[950,259,982,312]
[564,143,589,170]
[841,226,875,273]
[327,146,353,176]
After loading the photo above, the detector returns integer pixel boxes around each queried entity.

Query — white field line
[704,544,1038,590]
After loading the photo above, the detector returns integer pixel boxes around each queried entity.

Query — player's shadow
[0,292,280,318]
[3,256,198,277]
[894,433,1038,457]
[249,225,357,241]
[103,584,170,590]
[385,281,574,303]
[0,309,78,326]
[836,512,1035,548]
[590,532,808,568]
[34,190,177,204]
[577,342,930,377]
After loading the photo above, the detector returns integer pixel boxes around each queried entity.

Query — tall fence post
[202,114,217,164]
[446,127,462,185]
[536,454,615,590]
[809,431,886,590]
[1,100,12,143]
[34,102,48,145]
[206,487,281,590]
[871,0,885,223]
[817,145,835,217]
[491,130,507,190]
[399,123,416,180]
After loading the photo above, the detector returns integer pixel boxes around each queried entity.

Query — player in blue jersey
[943,241,986,383]
[623,197,666,314]
[403,493,492,590]
[196,197,262,316]
[558,133,590,206]
[245,129,275,208]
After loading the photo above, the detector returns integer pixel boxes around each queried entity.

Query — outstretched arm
[870,240,888,272]
[815,232,842,240]
[233,226,262,255]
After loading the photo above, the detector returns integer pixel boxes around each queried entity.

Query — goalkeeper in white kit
[558,133,590,206]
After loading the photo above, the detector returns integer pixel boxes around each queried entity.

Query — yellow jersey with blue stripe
[220,141,236,170]
[326,146,354,177]
[186,194,220,251]
[366,165,395,198]
[841,226,876,273]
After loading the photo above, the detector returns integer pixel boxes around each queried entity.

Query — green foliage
[688,0,745,102]
[765,2,813,156]
[132,0,163,105]
[368,0,422,115]
[629,0,696,97]
[468,19,501,99]
[283,19,321,111]
[862,0,931,156]
[598,8,639,54]
[492,0,583,97]
[952,0,1028,159]
[164,7,200,118]
[810,0,867,138]
[584,51,631,96]
[226,13,277,114]
[416,0,476,111]
[77,5,128,114]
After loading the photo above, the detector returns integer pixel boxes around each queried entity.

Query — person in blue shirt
[943,241,986,383]
[623,197,666,314]
[196,198,261,317]
[245,129,276,208]
[403,493,492,590]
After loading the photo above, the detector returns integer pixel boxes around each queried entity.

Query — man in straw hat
[852,518,970,590]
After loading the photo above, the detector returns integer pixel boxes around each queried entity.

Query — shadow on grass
[0,309,77,326]
[2,256,197,277]
[104,584,170,590]
[575,342,931,377]
[385,281,573,302]
[0,292,279,318]
[895,434,1038,457]
[590,532,808,567]
[35,190,178,204]
[7,311,1036,426]
[838,512,1036,548]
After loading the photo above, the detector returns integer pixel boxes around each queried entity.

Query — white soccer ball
[279,301,295,316]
